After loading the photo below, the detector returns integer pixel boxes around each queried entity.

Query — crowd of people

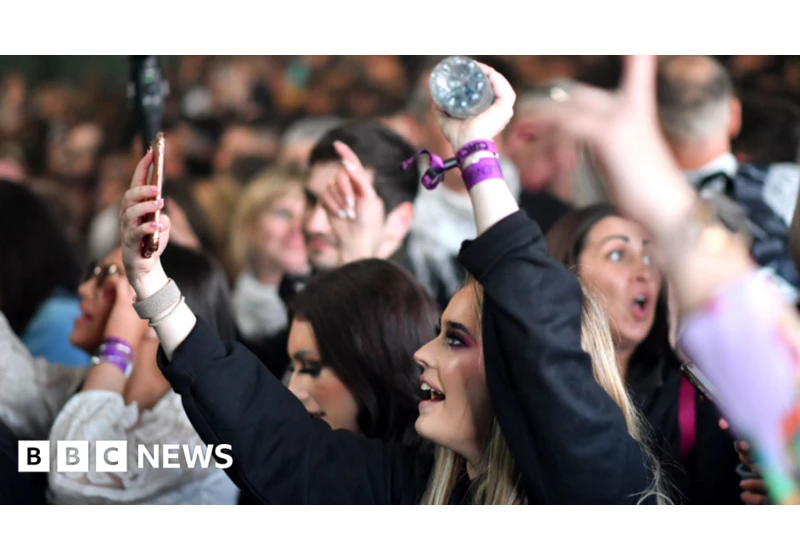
[1,54,799,505]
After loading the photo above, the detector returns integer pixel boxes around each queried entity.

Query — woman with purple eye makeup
[119,62,665,504]
[283,258,439,446]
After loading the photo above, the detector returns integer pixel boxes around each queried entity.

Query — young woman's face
[577,216,662,353]
[286,319,360,433]
[414,284,492,464]
[251,187,309,275]
[70,248,124,353]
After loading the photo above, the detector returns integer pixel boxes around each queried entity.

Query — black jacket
[627,356,741,504]
[0,420,47,505]
[157,211,655,504]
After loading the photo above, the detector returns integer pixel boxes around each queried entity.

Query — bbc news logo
[18,441,233,472]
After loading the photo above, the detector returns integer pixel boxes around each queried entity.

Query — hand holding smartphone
[141,132,165,259]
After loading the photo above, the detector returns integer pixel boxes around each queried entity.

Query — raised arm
[119,150,430,504]
[429,63,655,504]
[523,55,800,504]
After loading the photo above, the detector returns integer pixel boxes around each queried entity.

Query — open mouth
[631,294,650,319]
[308,411,325,420]
[74,312,92,325]
[420,381,445,403]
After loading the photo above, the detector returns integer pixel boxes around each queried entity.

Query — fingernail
[342,159,356,172]
[347,208,356,220]
[346,196,355,209]
[154,199,161,206]
[336,209,347,219]
[151,186,158,193]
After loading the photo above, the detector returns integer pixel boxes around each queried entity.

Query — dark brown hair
[308,120,419,213]
[0,180,82,336]
[545,203,673,372]
[291,258,438,446]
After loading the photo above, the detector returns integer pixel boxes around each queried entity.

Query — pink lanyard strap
[678,375,697,465]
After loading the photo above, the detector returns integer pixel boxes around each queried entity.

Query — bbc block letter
[18,441,49,472]
[57,441,89,472]
[96,441,127,473]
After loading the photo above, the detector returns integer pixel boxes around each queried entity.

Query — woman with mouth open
[546,204,742,504]
[119,63,665,505]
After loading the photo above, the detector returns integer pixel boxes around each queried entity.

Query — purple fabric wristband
[399,139,499,191]
[400,149,457,190]
[102,337,133,355]
[94,337,134,377]
[98,354,130,372]
[678,270,800,503]
[462,158,504,191]
[455,139,498,167]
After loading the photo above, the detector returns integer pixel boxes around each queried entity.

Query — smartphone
[141,132,165,259]
[680,361,725,413]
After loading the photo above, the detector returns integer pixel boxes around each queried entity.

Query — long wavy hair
[421,278,671,505]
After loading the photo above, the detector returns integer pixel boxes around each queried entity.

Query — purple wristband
[92,352,133,377]
[455,139,498,167]
[102,337,133,355]
[94,340,134,377]
[462,158,504,191]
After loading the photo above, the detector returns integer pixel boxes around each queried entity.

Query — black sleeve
[236,326,290,382]
[689,396,743,504]
[0,421,47,505]
[156,319,431,504]
[457,210,655,504]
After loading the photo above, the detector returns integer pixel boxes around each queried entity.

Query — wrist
[453,139,498,169]
[461,157,504,192]
[461,150,497,169]
[133,264,169,300]
[92,337,135,378]
[102,322,141,350]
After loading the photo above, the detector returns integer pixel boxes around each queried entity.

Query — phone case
[141,132,165,259]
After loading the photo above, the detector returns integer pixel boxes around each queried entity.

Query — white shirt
[684,152,739,187]
[232,271,289,341]
[0,310,240,505]
[47,390,240,505]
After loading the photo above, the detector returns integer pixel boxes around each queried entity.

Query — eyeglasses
[84,262,120,285]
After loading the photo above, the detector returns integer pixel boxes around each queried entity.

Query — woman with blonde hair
[119,63,662,504]
[228,165,310,373]
[420,278,668,504]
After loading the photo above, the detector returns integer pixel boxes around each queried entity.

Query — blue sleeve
[21,296,91,367]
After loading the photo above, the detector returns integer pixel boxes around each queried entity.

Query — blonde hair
[228,165,306,275]
[422,279,671,505]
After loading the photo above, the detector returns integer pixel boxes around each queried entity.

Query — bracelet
[148,296,185,328]
[97,336,133,356]
[133,279,182,320]
[103,336,132,352]
[461,157,504,191]
[455,139,498,168]
[92,345,134,378]
[97,342,133,359]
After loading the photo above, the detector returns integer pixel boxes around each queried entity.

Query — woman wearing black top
[546,203,741,504]
[119,63,661,504]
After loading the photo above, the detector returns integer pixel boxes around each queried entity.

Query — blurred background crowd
[2,55,800,505]
[1,55,799,278]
